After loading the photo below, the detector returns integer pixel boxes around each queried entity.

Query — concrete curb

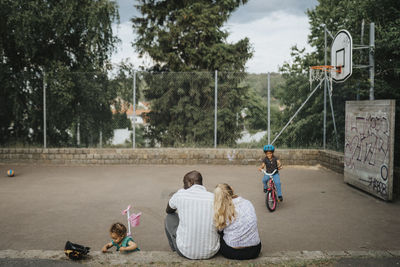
[0,250,399,266]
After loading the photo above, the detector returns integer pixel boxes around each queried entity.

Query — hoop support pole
[271,79,324,145]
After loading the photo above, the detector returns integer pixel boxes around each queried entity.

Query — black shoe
[278,196,283,202]
[263,188,267,193]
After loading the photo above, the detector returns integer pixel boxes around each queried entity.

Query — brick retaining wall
[318,150,344,174]
[0,148,342,171]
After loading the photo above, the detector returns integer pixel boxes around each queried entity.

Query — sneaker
[263,188,267,193]
[278,196,283,202]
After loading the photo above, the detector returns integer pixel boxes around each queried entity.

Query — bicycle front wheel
[266,190,277,212]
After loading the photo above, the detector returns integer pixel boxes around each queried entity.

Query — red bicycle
[261,169,278,212]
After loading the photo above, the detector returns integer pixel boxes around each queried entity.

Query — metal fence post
[77,102,80,147]
[369,22,375,100]
[99,130,102,148]
[323,25,327,149]
[267,72,271,144]
[99,103,103,148]
[43,72,47,148]
[214,70,218,148]
[133,71,136,149]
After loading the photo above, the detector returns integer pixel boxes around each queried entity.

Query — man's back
[169,185,219,259]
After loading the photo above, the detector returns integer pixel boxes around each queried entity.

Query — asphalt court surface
[0,164,399,255]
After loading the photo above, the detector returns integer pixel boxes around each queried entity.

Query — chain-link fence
[1,69,396,153]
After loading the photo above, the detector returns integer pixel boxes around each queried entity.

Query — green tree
[109,61,136,134]
[0,0,119,146]
[244,73,284,100]
[241,73,284,133]
[275,0,400,151]
[111,61,142,106]
[274,46,322,148]
[132,0,252,146]
[247,101,282,135]
[108,61,156,147]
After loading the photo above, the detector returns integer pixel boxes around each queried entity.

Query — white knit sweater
[223,197,261,248]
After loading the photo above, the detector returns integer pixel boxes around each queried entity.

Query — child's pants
[263,173,282,197]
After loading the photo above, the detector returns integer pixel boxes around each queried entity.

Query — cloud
[111,1,317,73]
[225,10,313,73]
[116,0,140,23]
[229,0,317,24]
[116,0,318,24]
[111,22,153,69]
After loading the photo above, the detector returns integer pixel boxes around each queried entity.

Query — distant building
[110,100,151,145]
[128,101,150,125]
[111,99,150,125]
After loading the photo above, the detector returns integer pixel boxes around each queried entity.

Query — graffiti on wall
[344,112,391,197]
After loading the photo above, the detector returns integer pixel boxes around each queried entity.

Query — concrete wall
[344,100,396,201]
[318,150,344,174]
[0,148,342,169]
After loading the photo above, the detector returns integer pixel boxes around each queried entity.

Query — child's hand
[119,247,126,252]
[102,243,111,253]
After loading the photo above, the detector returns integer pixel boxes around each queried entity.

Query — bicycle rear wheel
[266,190,277,212]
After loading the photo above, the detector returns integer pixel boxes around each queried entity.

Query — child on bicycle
[258,144,283,201]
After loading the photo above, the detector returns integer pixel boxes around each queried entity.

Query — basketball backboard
[331,30,352,83]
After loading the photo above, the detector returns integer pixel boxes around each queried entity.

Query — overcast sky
[112,0,318,73]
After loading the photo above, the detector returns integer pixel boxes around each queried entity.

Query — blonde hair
[213,183,237,231]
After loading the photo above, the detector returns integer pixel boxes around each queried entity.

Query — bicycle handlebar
[261,169,277,176]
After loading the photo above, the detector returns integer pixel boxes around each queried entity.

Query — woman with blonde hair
[213,183,261,260]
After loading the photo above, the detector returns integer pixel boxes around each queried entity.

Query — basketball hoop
[309,65,341,96]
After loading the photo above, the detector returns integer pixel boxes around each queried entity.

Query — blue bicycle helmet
[263,144,275,152]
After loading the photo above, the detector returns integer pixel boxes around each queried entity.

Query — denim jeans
[262,173,282,197]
